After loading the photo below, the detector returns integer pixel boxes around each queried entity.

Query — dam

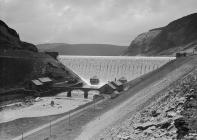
[58,56,175,87]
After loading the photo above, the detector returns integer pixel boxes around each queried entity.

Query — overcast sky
[0,0,197,46]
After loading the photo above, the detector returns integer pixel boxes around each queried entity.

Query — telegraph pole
[94,98,95,112]
[68,97,71,128]
[69,110,70,126]
[50,120,51,137]
[21,131,23,140]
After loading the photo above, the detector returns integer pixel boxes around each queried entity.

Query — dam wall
[58,56,175,87]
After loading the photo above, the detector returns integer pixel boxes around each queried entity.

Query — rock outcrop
[124,13,197,56]
[0,20,38,52]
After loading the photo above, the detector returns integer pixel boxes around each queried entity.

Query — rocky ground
[109,69,197,140]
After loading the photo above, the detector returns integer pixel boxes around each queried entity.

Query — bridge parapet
[64,87,100,99]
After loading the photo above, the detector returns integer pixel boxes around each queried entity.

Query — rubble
[96,70,197,140]
[117,132,131,140]
[128,70,197,139]
[174,118,189,139]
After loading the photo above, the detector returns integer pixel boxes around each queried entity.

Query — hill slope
[37,43,127,56]
[124,13,197,56]
[3,55,197,140]
[0,20,81,88]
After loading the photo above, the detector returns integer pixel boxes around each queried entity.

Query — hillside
[37,43,127,56]
[0,20,81,89]
[2,55,197,140]
[124,13,197,56]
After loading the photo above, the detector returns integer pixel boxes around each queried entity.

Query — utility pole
[22,131,23,140]
[68,97,71,127]
[94,98,95,112]
[50,120,51,137]
[69,111,70,126]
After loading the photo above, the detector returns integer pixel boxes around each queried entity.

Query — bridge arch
[66,87,100,99]
[70,89,85,98]
[71,89,85,94]
[88,90,100,95]
[88,90,100,100]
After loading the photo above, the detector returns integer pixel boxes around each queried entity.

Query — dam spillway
[58,56,175,87]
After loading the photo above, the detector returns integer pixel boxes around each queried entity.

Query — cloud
[0,0,197,45]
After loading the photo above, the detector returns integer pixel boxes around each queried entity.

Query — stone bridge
[62,87,100,99]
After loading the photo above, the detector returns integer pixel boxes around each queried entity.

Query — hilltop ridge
[124,13,197,56]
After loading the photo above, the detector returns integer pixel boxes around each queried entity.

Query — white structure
[59,56,175,87]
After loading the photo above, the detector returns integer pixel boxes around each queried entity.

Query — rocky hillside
[37,43,127,56]
[124,13,197,56]
[0,20,81,88]
[115,68,197,139]
[0,20,37,52]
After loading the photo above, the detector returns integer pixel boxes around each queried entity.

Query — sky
[0,0,197,46]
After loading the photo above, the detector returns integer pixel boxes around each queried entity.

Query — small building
[119,76,127,84]
[176,52,187,58]
[29,80,43,91]
[38,77,53,89]
[90,76,99,85]
[111,80,124,92]
[100,82,116,94]
[111,90,120,99]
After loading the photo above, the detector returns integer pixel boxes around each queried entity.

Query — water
[58,56,175,87]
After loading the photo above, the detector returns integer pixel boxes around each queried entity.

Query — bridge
[53,85,101,99]
[66,87,100,98]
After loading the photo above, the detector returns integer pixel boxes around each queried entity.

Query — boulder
[166,111,177,118]
[176,97,186,104]
[151,110,160,117]
[159,119,172,129]
[134,122,156,131]
[174,118,189,139]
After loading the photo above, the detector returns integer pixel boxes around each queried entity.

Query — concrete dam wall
[59,56,175,87]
